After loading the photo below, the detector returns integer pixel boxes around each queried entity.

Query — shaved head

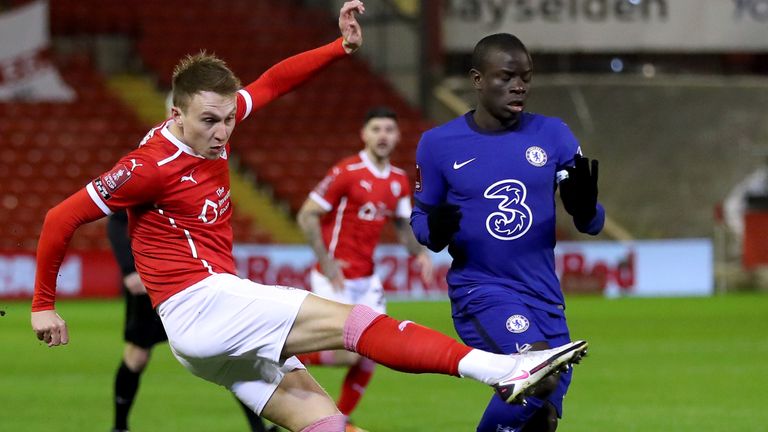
[471,33,530,73]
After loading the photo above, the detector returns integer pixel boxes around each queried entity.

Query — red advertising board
[0,239,713,300]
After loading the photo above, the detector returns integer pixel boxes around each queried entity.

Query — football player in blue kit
[410,33,604,432]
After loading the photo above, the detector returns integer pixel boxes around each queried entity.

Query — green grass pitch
[3,294,767,431]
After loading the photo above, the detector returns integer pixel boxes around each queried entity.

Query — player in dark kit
[411,33,603,432]
[107,210,276,432]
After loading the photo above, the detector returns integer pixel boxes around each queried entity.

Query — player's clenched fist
[31,310,69,347]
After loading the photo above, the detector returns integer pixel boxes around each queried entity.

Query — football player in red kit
[31,3,588,431]
[296,107,432,431]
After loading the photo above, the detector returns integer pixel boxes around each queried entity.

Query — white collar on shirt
[161,119,205,159]
[359,150,390,179]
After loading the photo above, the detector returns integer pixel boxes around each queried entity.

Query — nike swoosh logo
[398,320,413,332]
[453,158,476,169]
[509,370,530,381]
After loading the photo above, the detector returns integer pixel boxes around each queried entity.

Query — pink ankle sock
[299,414,346,432]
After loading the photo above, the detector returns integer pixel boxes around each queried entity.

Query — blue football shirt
[411,111,605,313]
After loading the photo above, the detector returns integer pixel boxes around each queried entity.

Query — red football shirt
[86,120,238,307]
[310,151,412,278]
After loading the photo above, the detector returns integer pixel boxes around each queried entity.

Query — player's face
[174,91,236,160]
[361,117,400,161]
[472,47,532,125]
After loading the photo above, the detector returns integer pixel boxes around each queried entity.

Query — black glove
[427,203,462,252]
[559,154,599,226]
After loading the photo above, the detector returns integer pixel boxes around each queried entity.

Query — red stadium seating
[38,0,433,245]
[0,54,272,251]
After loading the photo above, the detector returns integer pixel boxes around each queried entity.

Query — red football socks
[337,358,375,415]
[343,305,472,376]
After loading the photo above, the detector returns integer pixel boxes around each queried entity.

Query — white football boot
[493,340,589,404]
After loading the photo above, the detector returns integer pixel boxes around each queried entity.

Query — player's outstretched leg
[341,304,588,404]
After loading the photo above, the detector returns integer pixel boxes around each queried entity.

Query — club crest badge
[506,314,529,333]
[390,180,401,197]
[525,146,547,167]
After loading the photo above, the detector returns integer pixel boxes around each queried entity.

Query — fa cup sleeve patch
[100,163,133,197]
[415,164,422,192]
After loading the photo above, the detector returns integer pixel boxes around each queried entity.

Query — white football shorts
[310,269,386,314]
[157,273,310,414]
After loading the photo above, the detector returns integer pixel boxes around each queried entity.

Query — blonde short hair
[171,52,241,112]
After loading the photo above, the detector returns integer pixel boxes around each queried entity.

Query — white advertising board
[444,0,768,52]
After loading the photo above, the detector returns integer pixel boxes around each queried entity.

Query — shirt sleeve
[86,154,163,214]
[410,134,448,250]
[33,155,162,311]
[396,197,412,219]
[309,166,347,212]
[577,204,606,235]
[32,188,107,311]
[235,37,347,122]
[554,120,582,173]
[396,176,413,219]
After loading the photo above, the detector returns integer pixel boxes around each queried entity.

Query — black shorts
[124,291,167,348]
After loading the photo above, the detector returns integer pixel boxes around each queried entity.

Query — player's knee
[263,370,341,430]
[285,294,353,355]
[522,402,558,432]
[124,344,151,371]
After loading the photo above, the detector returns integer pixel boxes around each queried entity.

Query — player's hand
[414,250,433,283]
[427,203,462,251]
[123,272,147,295]
[321,257,348,292]
[339,0,364,53]
[559,153,599,226]
[31,310,69,347]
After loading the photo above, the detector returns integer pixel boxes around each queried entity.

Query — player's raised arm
[237,1,365,119]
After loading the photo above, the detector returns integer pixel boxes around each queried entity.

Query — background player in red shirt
[296,106,432,431]
[31,3,588,430]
